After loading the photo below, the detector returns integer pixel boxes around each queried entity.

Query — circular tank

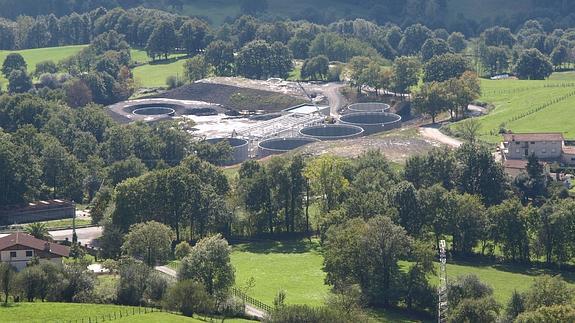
[258,137,319,158]
[206,137,249,165]
[299,124,364,141]
[132,106,176,116]
[348,102,390,113]
[339,112,402,135]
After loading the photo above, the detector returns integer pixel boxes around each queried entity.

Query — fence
[43,306,167,323]
[488,89,575,136]
[231,287,273,314]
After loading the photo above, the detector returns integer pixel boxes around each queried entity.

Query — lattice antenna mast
[296,81,323,117]
[438,239,448,323]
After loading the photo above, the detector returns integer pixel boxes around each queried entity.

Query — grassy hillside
[450,75,575,144]
[133,58,187,88]
[0,302,141,323]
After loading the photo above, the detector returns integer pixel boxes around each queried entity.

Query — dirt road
[419,125,462,148]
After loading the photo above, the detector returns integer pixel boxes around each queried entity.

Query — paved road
[154,265,266,319]
[419,125,462,148]
[0,226,103,246]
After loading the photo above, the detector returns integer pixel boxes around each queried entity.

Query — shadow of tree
[232,239,322,254]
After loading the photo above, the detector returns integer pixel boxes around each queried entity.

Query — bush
[144,271,169,306]
[217,296,245,317]
[266,304,360,323]
[166,75,184,89]
[163,280,215,317]
[175,241,192,260]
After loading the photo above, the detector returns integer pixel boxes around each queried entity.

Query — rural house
[0,232,70,271]
[500,132,575,176]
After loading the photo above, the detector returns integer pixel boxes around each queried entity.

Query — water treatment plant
[108,95,402,163]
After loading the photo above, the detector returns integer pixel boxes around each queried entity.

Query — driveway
[0,226,103,246]
[419,124,462,148]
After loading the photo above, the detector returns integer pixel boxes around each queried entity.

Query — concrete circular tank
[132,106,176,116]
[258,137,319,158]
[299,124,364,141]
[206,137,249,165]
[348,102,390,113]
[339,112,402,135]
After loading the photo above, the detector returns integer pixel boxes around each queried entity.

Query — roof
[503,159,529,169]
[503,133,564,142]
[0,232,69,257]
[563,146,575,155]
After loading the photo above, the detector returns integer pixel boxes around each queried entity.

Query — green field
[0,302,142,323]
[450,75,575,144]
[116,312,254,322]
[133,58,188,88]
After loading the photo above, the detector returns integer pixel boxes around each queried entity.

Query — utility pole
[438,239,448,323]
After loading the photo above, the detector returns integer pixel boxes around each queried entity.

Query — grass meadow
[450,74,575,144]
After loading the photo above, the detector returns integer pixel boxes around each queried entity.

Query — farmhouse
[500,132,575,176]
[0,232,70,271]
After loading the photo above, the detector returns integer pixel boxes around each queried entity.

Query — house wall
[507,140,563,159]
[562,151,575,165]
[0,245,63,271]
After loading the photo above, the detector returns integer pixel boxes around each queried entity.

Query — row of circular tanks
[208,103,401,165]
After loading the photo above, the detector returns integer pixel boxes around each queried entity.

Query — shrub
[175,241,192,260]
[166,75,184,89]
[163,280,215,317]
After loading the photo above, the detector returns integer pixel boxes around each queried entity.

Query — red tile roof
[0,232,69,257]
[504,159,529,169]
[563,146,575,155]
[503,133,564,142]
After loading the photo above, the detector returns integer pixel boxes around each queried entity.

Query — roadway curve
[317,82,347,117]
[419,125,462,148]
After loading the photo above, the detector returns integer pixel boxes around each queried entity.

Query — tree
[178,234,235,298]
[301,55,329,80]
[304,155,350,212]
[116,258,151,306]
[388,181,423,236]
[481,26,515,47]
[421,38,451,62]
[204,40,234,76]
[551,45,569,70]
[235,40,293,79]
[0,262,15,304]
[107,156,147,186]
[2,53,26,78]
[25,222,52,241]
[522,275,573,311]
[34,60,58,77]
[515,305,575,323]
[456,143,508,206]
[392,56,421,94]
[447,32,466,52]
[183,55,209,82]
[64,79,93,108]
[514,48,553,80]
[487,199,530,262]
[505,290,526,321]
[8,69,32,93]
[16,266,48,302]
[513,154,548,204]
[174,241,192,260]
[412,81,448,123]
[121,221,175,266]
[323,216,412,306]
[448,297,500,323]
[455,118,481,143]
[178,19,211,56]
[449,193,487,255]
[239,0,268,15]
[423,53,469,83]
[146,21,177,60]
[480,46,509,76]
[398,23,432,55]
[163,280,215,317]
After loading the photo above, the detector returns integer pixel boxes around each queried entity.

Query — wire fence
[488,90,575,136]
[231,287,273,314]
[41,306,168,323]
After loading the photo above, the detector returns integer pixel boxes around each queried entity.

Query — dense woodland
[1,2,575,323]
